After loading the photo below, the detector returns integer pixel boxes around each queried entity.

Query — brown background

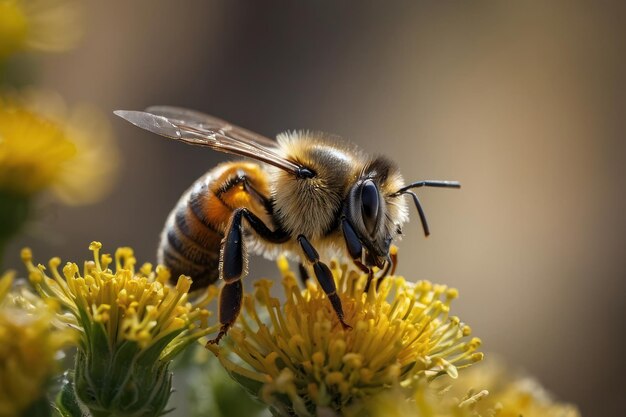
[6,2,625,415]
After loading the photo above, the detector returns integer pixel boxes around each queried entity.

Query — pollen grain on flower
[209,255,483,416]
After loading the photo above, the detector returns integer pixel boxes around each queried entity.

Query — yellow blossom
[23,241,218,357]
[441,358,581,417]
[344,381,490,417]
[364,357,580,417]
[209,255,483,416]
[0,91,118,204]
[344,358,581,417]
[0,0,82,59]
[22,242,219,416]
[0,271,75,417]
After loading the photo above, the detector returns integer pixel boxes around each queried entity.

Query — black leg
[364,269,376,293]
[297,235,351,330]
[342,218,379,292]
[342,218,363,261]
[207,280,243,345]
[208,208,290,344]
[374,246,398,290]
[297,263,310,287]
[221,213,246,283]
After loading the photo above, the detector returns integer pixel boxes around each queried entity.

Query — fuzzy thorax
[271,131,360,240]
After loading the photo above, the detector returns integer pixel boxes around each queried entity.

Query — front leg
[342,218,396,292]
[208,208,290,345]
[297,234,352,330]
[342,218,376,292]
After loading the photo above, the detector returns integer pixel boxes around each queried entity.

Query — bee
[115,106,460,343]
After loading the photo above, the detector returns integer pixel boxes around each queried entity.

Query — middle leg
[297,234,351,330]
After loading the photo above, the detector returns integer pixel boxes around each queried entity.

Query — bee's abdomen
[159,179,226,290]
[158,162,271,291]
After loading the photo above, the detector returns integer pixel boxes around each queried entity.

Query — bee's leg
[208,208,290,345]
[341,218,376,293]
[354,259,375,293]
[375,247,398,290]
[297,263,310,287]
[209,280,243,345]
[297,235,352,330]
[374,258,392,291]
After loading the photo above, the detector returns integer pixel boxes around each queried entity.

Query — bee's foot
[206,325,229,346]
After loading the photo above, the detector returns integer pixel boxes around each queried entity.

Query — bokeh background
[5,2,625,415]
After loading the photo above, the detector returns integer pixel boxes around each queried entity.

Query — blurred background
[4,1,625,415]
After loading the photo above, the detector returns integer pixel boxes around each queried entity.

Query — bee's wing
[145,106,280,148]
[114,107,303,175]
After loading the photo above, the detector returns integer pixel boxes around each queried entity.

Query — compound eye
[361,180,379,234]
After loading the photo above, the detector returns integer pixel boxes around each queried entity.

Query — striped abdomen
[158,162,272,291]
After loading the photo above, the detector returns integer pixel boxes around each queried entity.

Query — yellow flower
[0,91,118,204]
[209,253,483,416]
[444,358,581,417]
[23,242,219,417]
[365,357,580,417]
[0,0,82,59]
[0,271,75,417]
[344,382,490,417]
[345,358,580,417]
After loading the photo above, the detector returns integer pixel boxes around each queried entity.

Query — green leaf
[225,367,265,398]
[135,329,184,370]
[100,340,140,407]
[55,376,88,417]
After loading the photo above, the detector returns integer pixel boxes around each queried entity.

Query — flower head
[344,381,490,417]
[441,358,581,417]
[0,0,82,59]
[23,242,219,417]
[343,358,581,417]
[209,254,483,416]
[0,91,118,204]
[0,271,75,417]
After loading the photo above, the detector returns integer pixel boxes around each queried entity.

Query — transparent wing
[114,107,303,175]
[145,105,280,148]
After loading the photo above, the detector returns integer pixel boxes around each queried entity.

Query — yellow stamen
[23,242,219,353]
[211,255,482,414]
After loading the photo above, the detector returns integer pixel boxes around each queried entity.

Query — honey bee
[115,106,460,343]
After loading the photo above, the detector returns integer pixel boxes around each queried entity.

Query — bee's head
[344,157,409,268]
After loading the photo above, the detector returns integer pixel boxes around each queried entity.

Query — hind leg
[207,208,290,345]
